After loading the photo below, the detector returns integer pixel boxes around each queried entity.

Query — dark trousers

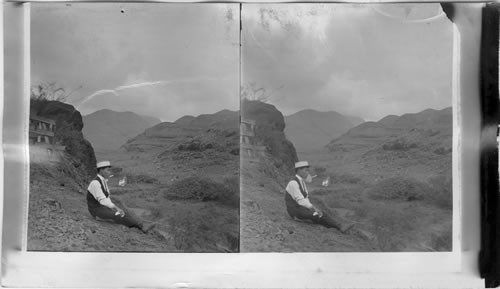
[88,205,142,229]
[287,205,343,229]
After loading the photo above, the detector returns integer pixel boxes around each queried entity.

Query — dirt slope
[241,161,376,252]
[301,107,453,251]
[28,162,175,252]
[241,103,452,252]
[29,106,239,252]
[240,100,374,252]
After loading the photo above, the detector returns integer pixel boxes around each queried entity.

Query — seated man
[87,161,155,233]
[285,161,353,233]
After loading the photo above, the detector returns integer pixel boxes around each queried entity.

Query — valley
[28,104,240,252]
[241,102,453,252]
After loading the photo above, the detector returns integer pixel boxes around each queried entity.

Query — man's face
[100,167,112,178]
[298,167,310,179]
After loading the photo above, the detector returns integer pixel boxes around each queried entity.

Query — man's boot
[140,222,156,233]
[320,213,354,233]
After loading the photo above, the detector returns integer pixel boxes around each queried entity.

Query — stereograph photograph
[240,3,455,252]
[27,3,240,252]
[26,2,456,255]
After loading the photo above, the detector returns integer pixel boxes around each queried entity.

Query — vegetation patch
[169,206,239,252]
[149,206,164,221]
[368,177,430,201]
[368,175,452,210]
[427,174,453,210]
[429,228,452,251]
[178,140,211,152]
[433,147,452,155]
[330,173,363,185]
[164,176,239,208]
[127,173,159,184]
[382,138,418,151]
[372,209,415,251]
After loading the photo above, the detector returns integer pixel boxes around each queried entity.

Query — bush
[149,206,163,221]
[368,177,431,201]
[382,139,418,151]
[111,167,123,175]
[433,147,452,155]
[427,174,453,210]
[224,130,238,137]
[169,207,239,252]
[314,166,327,176]
[429,228,452,251]
[331,173,362,185]
[178,140,203,151]
[372,209,414,251]
[165,176,239,208]
[127,173,159,184]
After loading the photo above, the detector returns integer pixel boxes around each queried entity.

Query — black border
[479,3,500,287]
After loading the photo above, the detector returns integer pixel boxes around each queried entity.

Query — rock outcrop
[241,99,298,174]
[31,100,96,177]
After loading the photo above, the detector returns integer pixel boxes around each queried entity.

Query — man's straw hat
[96,161,112,169]
[294,161,310,169]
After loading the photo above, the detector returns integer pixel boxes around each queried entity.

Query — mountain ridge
[326,106,452,159]
[82,109,161,152]
[284,109,364,152]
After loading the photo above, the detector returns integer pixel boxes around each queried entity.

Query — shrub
[178,140,203,151]
[433,147,452,155]
[127,173,159,184]
[314,166,327,176]
[169,207,239,252]
[331,173,362,185]
[149,206,163,221]
[312,188,332,196]
[165,176,239,208]
[372,209,414,251]
[111,167,123,175]
[429,228,452,251]
[368,177,431,201]
[427,174,453,210]
[224,130,238,137]
[382,139,418,151]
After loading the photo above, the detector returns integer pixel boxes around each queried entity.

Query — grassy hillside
[241,104,453,252]
[29,105,240,252]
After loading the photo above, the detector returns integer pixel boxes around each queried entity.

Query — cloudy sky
[31,3,239,122]
[32,4,453,123]
[242,4,454,121]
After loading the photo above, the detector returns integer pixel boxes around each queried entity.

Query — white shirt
[285,175,313,209]
[88,174,115,208]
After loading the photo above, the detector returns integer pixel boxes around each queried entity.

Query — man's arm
[88,181,125,216]
[286,181,323,216]
[286,181,314,209]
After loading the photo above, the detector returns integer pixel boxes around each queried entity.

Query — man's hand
[313,208,323,218]
[115,207,125,217]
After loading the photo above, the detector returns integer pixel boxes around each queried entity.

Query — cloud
[31,3,240,119]
[77,76,238,121]
[242,3,453,120]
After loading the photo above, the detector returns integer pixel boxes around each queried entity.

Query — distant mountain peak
[173,110,239,129]
[284,109,364,152]
[326,107,452,152]
[82,109,161,152]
